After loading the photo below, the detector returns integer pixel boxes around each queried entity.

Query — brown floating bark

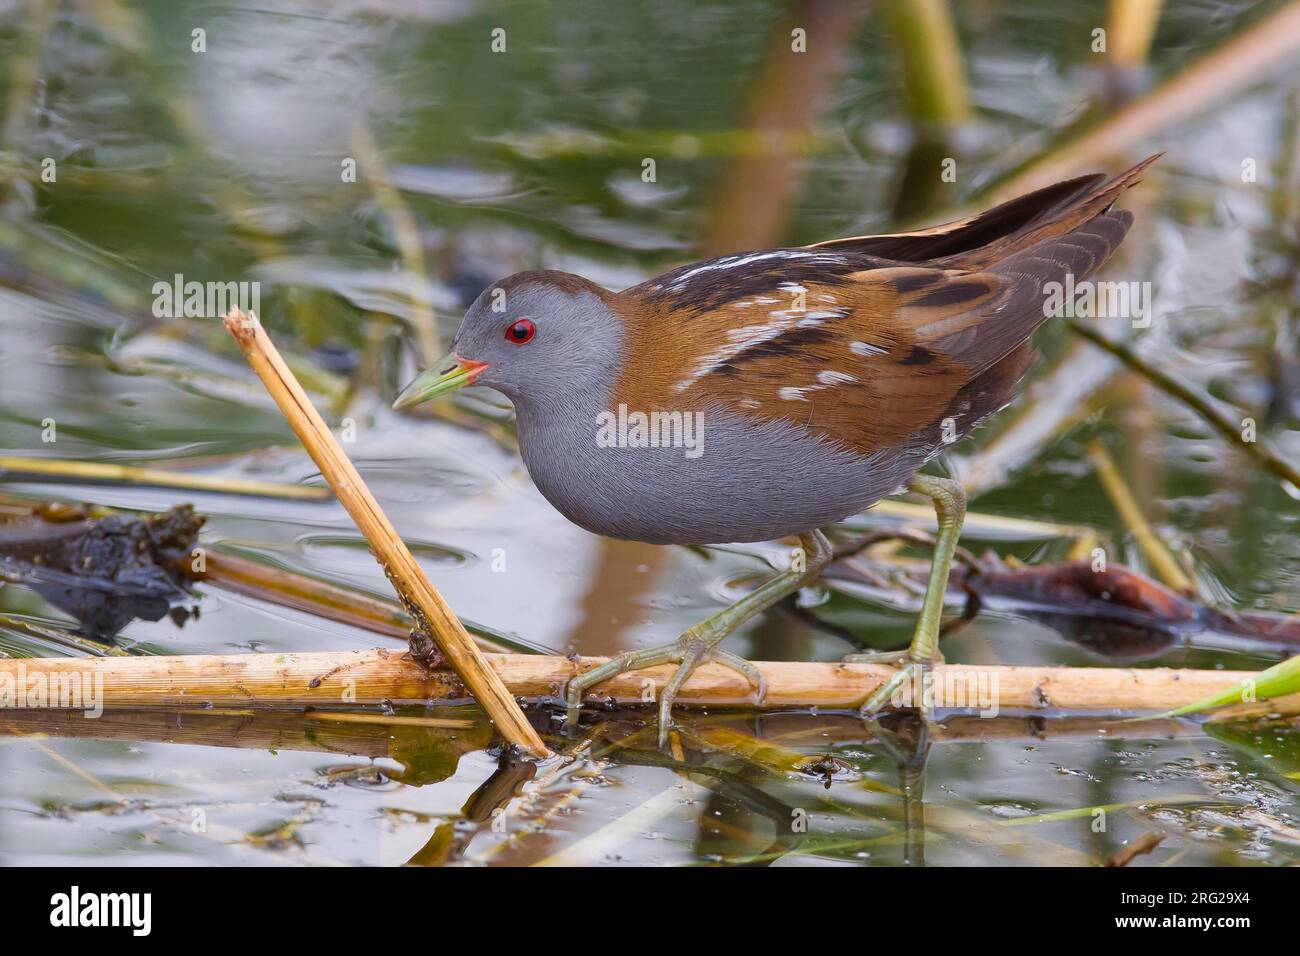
[221,309,548,757]
[1,650,1291,718]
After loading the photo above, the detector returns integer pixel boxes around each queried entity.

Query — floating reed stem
[200,549,412,639]
[221,309,548,757]
[0,455,329,500]
[1085,438,1195,594]
[1073,323,1300,488]
[0,649,1288,718]
[987,1,1300,199]
[199,549,545,655]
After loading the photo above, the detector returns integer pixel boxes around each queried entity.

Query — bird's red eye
[505,318,535,344]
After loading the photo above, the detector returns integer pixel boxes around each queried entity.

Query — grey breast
[513,396,936,545]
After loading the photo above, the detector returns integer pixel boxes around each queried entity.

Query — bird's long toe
[858,658,934,718]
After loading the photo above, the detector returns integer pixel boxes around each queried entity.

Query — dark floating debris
[795,754,855,790]
[0,503,204,642]
[828,543,1300,661]
[959,558,1300,660]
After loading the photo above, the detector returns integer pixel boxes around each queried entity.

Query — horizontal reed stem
[0,649,1286,719]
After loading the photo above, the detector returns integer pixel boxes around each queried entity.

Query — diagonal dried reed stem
[221,308,548,757]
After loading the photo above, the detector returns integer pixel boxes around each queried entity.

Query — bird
[395,155,1157,747]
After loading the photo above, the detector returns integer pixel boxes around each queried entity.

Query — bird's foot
[842,647,944,666]
[564,629,766,749]
[856,653,937,718]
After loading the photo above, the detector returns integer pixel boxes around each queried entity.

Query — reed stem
[0,455,329,500]
[0,648,1285,718]
[222,308,548,757]
[1085,438,1195,594]
[1073,323,1300,488]
[887,0,971,128]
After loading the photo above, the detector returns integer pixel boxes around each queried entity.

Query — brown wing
[613,268,1001,453]
[612,158,1150,456]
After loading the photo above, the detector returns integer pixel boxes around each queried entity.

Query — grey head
[393,270,625,417]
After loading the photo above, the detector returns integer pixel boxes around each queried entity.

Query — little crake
[396,156,1157,745]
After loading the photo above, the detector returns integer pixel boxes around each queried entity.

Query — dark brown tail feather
[812,173,1104,262]
[938,203,1140,438]
[814,154,1159,268]
[919,208,1136,378]
[939,154,1159,270]
[879,157,1157,448]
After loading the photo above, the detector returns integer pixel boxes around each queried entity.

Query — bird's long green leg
[853,475,967,716]
[565,529,833,748]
